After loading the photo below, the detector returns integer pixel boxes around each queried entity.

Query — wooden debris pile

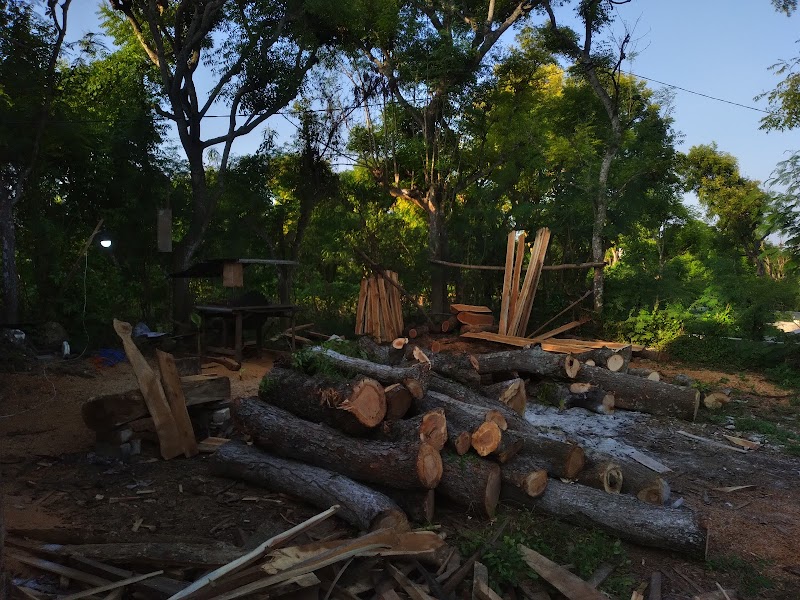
[80,319,232,461]
[210,334,708,565]
[7,505,471,600]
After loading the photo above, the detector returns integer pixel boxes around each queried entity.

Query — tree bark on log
[482,379,526,415]
[502,479,707,556]
[527,381,614,415]
[234,398,442,490]
[372,487,435,524]
[572,365,698,420]
[211,441,409,532]
[437,453,501,518]
[472,347,581,380]
[259,367,386,436]
[406,346,482,388]
[375,410,448,451]
[416,393,522,463]
[357,336,405,366]
[82,375,231,431]
[308,347,431,399]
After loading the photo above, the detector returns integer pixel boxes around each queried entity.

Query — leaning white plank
[677,431,749,454]
[168,505,339,600]
[59,570,163,600]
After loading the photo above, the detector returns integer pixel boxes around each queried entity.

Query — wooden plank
[387,564,436,600]
[518,545,606,600]
[355,279,368,335]
[508,232,527,324]
[529,318,590,344]
[376,276,392,340]
[460,331,533,348]
[498,231,517,336]
[388,271,404,337]
[156,351,199,458]
[450,304,492,314]
[677,431,749,454]
[12,554,111,587]
[507,233,540,337]
[222,262,244,287]
[198,437,230,453]
[113,319,182,460]
[369,277,382,342]
[58,570,164,600]
[473,562,489,600]
[513,227,551,337]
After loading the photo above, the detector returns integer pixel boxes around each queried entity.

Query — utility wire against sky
[2,72,775,125]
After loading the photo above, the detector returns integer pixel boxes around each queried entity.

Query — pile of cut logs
[216,335,708,558]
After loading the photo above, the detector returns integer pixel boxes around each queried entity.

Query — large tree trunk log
[502,479,707,557]
[384,384,413,420]
[501,465,548,498]
[576,461,623,494]
[358,336,405,366]
[472,348,581,380]
[406,346,482,387]
[372,487,435,524]
[573,365,699,421]
[627,367,661,382]
[210,441,409,532]
[527,381,614,415]
[437,453,501,518]
[416,393,522,463]
[482,379,526,415]
[259,367,385,436]
[503,439,585,480]
[375,410,448,451]
[234,398,442,490]
[308,347,431,399]
[82,375,232,432]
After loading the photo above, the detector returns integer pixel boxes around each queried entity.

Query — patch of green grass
[706,554,774,596]
[786,443,800,457]
[455,510,632,596]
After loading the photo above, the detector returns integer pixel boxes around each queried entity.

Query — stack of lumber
[214,340,707,559]
[81,320,232,461]
[6,506,460,600]
[355,272,404,342]
[498,228,551,337]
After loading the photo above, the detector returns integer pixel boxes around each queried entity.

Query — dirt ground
[2,345,800,599]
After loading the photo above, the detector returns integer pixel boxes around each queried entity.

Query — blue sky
[67,1,798,189]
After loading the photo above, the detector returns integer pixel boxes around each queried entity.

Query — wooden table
[195,304,300,363]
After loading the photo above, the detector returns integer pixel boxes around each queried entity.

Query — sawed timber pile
[217,336,708,560]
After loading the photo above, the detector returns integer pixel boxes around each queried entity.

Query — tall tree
[539,0,630,313]
[0,0,71,323]
[682,143,784,276]
[350,0,542,313]
[106,0,334,323]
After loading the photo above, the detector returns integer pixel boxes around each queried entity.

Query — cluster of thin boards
[8,504,615,600]
[355,271,405,343]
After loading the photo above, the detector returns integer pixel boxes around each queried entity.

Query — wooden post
[157,209,172,252]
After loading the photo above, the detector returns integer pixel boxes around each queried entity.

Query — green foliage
[456,511,632,595]
[290,338,366,378]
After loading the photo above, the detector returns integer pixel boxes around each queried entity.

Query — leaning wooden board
[156,350,199,458]
[113,319,183,459]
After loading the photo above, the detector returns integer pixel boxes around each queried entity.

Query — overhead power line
[626,71,771,114]
[2,72,774,125]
